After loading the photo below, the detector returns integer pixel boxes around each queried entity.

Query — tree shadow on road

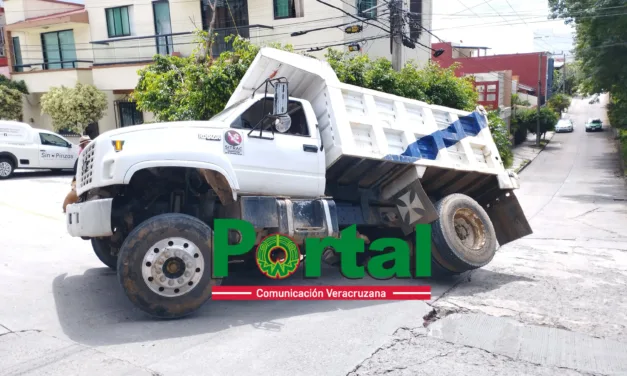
[51,263,524,346]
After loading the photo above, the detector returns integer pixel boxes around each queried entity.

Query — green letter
[212,219,256,278]
[304,225,365,279]
[338,225,365,279]
[366,238,411,279]
[414,224,432,277]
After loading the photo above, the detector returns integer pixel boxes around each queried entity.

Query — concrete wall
[4,0,81,24]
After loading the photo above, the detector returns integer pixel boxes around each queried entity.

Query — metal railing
[89,25,273,65]
[13,60,94,72]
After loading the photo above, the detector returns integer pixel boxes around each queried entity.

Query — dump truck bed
[228,48,512,186]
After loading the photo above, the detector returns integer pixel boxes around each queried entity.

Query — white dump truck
[65,48,532,318]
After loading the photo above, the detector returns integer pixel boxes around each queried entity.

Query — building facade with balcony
[4,0,433,135]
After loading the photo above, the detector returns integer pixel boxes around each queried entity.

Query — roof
[6,8,88,30]
[454,45,492,49]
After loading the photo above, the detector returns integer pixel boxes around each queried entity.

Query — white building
[3,0,433,135]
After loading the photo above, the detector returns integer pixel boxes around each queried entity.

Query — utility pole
[536,52,542,147]
[390,0,403,71]
[563,53,567,94]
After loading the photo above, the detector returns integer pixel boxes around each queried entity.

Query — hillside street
[0,95,626,375]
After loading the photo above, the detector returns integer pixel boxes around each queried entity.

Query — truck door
[227,98,324,197]
[37,132,76,169]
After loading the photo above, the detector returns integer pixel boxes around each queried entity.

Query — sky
[431,0,576,57]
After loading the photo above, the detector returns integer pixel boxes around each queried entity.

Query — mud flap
[386,178,439,236]
[484,190,532,246]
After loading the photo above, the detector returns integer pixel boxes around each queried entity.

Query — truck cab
[0,120,80,179]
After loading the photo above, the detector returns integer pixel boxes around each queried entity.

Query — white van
[0,121,80,179]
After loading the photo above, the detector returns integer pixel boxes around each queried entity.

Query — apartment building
[3,0,433,134]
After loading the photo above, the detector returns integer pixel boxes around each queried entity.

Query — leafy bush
[487,110,513,168]
[514,107,559,139]
[547,93,572,114]
[41,83,108,134]
[0,86,23,121]
[134,33,479,121]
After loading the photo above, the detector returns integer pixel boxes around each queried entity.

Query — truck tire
[0,158,15,180]
[91,238,119,270]
[116,213,221,319]
[431,193,497,273]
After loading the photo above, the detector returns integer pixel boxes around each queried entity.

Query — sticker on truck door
[223,130,244,155]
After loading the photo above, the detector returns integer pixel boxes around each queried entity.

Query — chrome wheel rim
[142,237,205,298]
[0,162,12,177]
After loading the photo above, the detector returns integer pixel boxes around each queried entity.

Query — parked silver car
[555,119,574,133]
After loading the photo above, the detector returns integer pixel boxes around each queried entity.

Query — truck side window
[231,98,310,137]
[39,133,69,147]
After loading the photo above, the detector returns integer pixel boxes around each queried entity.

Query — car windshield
[591,119,602,124]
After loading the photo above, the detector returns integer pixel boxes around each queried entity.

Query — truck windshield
[210,98,248,122]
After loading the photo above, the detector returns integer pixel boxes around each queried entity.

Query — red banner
[211,286,431,301]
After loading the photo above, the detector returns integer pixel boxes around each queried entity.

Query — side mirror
[273,82,288,116]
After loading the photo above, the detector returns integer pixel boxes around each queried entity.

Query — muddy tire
[116,213,221,319]
[431,193,497,273]
[0,158,15,180]
[91,238,119,270]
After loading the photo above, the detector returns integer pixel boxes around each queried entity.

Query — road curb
[512,132,556,174]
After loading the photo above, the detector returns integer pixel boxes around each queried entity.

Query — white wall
[4,0,81,24]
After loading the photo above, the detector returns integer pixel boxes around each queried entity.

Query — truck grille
[79,142,96,189]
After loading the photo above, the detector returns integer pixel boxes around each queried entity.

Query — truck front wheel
[116,213,221,319]
[91,238,119,270]
[431,193,497,273]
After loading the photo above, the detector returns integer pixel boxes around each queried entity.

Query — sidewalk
[508,131,555,173]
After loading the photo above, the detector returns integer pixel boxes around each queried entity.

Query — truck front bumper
[66,198,114,238]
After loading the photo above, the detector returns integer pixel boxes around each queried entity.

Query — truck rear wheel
[0,158,15,179]
[116,213,221,319]
[431,193,497,273]
[91,238,119,270]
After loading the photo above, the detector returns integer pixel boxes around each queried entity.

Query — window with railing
[41,30,77,70]
[274,0,297,19]
[201,0,250,56]
[357,0,377,19]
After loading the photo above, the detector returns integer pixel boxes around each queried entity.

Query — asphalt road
[0,95,625,375]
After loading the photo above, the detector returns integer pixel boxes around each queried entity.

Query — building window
[476,85,485,93]
[408,0,422,40]
[487,94,496,101]
[357,0,377,19]
[117,101,144,127]
[12,37,23,72]
[487,84,497,92]
[41,30,77,70]
[478,93,485,101]
[106,6,131,38]
[0,27,5,57]
[274,0,296,19]
[153,1,173,55]
[201,0,250,56]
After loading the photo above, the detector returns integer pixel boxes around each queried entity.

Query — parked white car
[555,119,574,133]
[0,120,80,179]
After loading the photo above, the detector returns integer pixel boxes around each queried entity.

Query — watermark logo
[256,234,301,279]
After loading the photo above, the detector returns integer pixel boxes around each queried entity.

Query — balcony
[11,60,94,93]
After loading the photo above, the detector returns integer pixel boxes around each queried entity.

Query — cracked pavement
[0,95,625,375]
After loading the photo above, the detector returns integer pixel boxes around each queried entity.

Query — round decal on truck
[225,130,242,146]
[223,130,244,155]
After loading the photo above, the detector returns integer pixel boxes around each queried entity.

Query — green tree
[515,107,559,140]
[0,86,24,121]
[548,93,572,114]
[0,75,29,95]
[41,83,108,134]
[133,34,293,121]
[487,110,513,168]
